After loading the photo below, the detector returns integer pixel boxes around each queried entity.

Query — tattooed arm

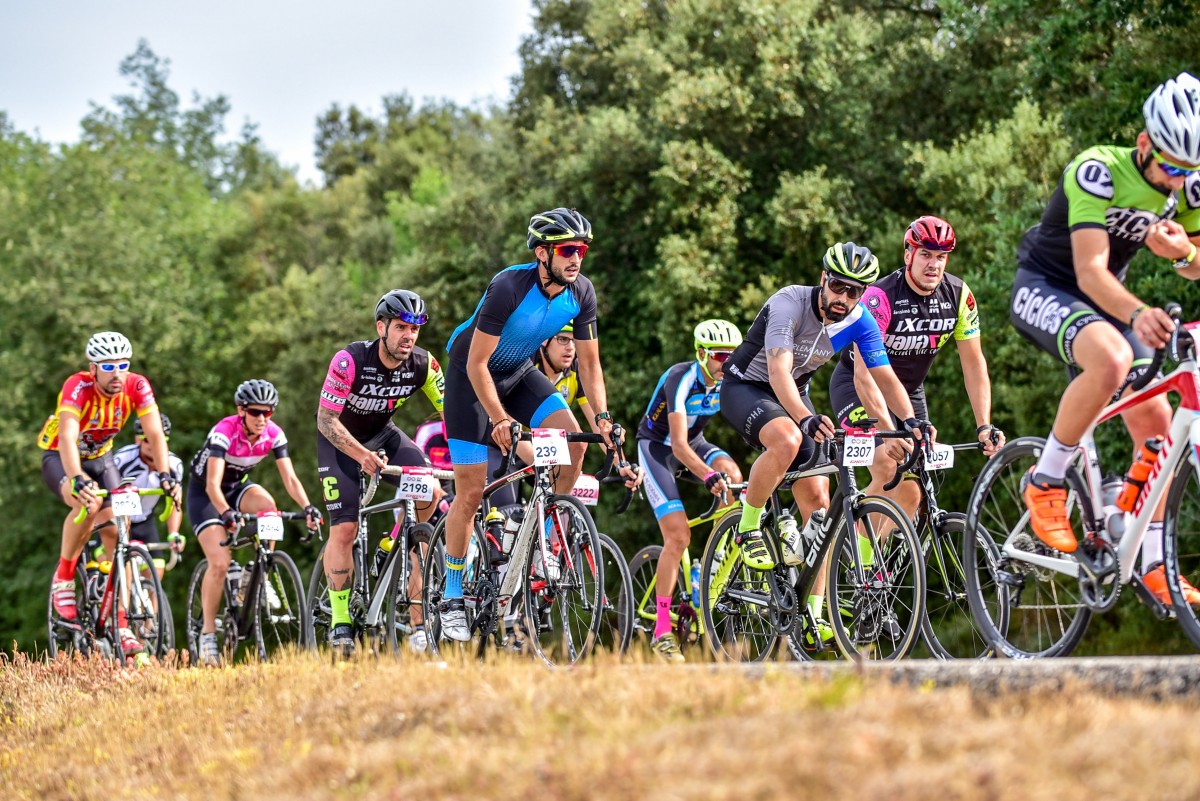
[317,406,386,475]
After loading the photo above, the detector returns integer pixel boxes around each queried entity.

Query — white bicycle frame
[1000,321,1200,586]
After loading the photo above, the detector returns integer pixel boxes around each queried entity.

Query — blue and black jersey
[637,361,721,445]
[447,263,598,375]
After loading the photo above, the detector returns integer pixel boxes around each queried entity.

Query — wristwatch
[1173,243,1198,270]
[594,411,612,424]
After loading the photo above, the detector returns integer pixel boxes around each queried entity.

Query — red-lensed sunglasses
[705,349,733,363]
[243,407,274,418]
[552,243,589,259]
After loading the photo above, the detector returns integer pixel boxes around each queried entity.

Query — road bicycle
[47,486,173,666]
[570,472,636,655]
[964,304,1200,657]
[186,510,315,664]
[308,463,453,655]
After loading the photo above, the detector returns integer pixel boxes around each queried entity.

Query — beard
[819,288,852,323]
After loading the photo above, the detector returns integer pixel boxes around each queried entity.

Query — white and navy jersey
[112,443,184,523]
[726,285,889,390]
[637,361,721,445]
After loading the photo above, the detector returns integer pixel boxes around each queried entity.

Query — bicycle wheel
[920,513,993,659]
[628,544,696,651]
[698,511,781,662]
[121,544,168,662]
[46,563,92,659]
[826,498,925,661]
[596,533,634,654]
[963,437,1091,659]
[1162,454,1200,649]
[307,545,332,647]
[186,559,237,666]
[384,527,432,655]
[422,516,493,658]
[522,494,604,666]
[253,549,310,659]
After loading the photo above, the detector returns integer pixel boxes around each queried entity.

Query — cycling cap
[822,242,880,284]
[693,319,743,351]
[527,207,593,249]
[133,412,171,439]
[1144,72,1200,164]
[86,331,133,362]
[234,379,279,408]
[375,289,428,324]
[904,215,956,252]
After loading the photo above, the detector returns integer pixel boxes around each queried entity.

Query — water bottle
[226,562,243,607]
[85,560,103,603]
[778,510,803,566]
[800,509,827,567]
[502,510,523,555]
[484,510,508,565]
[690,562,701,607]
[1100,474,1126,543]
[1117,436,1164,512]
[238,565,253,605]
[372,536,395,577]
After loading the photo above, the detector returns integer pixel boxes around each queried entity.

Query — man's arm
[765,347,815,424]
[56,410,86,484]
[850,345,894,424]
[956,337,992,430]
[574,339,610,426]
[316,406,385,475]
[1074,227,1173,348]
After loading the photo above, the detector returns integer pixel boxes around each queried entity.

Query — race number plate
[926,443,955,471]
[257,512,285,542]
[842,435,875,467]
[571,474,600,506]
[110,488,142,517]
[532,428,571,466]
[396,467,436,501]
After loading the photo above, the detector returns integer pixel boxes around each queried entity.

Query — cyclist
[109,412,186,578]
[637,319,745,662]
[440,207,641,642]
[316,289,446,656]
[1012,72,1200,603]
[40,332,179,657]
[830,216,1005,522]
[721,242,933,589]
[189,380,322,666]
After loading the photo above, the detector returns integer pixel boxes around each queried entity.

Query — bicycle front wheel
[920,513,993,659]
[422,516,493,659]
[254,549,310,659]
[698,511,780,662]
[122,544,168,662]
[596,533,634,655]
[384,526,432,655]
[1162,453,1200,649]
[186,559,237,665]
[627,544,691,651]
[827,498,925,661]
[522,495,604,666]
[47,563,92,659]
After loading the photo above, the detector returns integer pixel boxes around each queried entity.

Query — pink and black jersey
[189,415,290,491]
[318,340,445,443]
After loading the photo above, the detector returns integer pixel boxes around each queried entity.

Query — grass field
[3,650,1199,800]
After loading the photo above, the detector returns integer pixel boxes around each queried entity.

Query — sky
[0,1,535,185]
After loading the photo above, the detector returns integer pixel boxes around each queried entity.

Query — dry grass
[2,649,1198,801]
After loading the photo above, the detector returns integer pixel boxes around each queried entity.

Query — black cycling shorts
[719,376,817,468]
[187,476,258,536]
[828,365,928,430]
[41,450,120,507]
[317,423,427,526]
[636,437,729,520]
[444,360,569,466]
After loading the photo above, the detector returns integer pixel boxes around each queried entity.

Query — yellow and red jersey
[37,372,158,459]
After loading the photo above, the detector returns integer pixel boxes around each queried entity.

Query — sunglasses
[705,349,733,363]
[243,407,274,418]
[552,243,589,259]
[552,335,575,346]
[1155,150,1200,177]
[825,275,867,300]
[95,361,130,372]
[392,311,428,326]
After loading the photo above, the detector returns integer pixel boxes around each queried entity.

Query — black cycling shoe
[329,622,356,658]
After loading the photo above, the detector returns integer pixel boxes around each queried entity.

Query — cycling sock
[56,557,78,582]
[117,610,129,629]
[738,503,764,534]
[444,554,466,599]
[1142,521,1165,572]
[329,588,351,626]
[807,594,824,619]
[654,594,673,639]
[1033,433,1077,481]
[857,532,876,567]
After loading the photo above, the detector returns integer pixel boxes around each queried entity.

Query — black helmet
[133,412,171,439]
[527,207,593,249]
[375,289,428,324]
[234,379,279,409]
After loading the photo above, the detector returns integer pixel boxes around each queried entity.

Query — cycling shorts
[1010,268,1155,400]
[187,476,258,536]
[41,450,120,507]
[828,366,928,430]
[317,423,428,526]
[718,376,817,468]
[445,360,568,466]
[637,437,729,520]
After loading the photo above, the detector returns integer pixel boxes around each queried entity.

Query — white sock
[1034,433,1078,481]
[1142,521,1164,572]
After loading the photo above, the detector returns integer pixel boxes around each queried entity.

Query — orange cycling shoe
[1021,469,1077,553]
[1141,564,1200,606]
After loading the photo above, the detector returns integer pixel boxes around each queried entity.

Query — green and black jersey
[1017,145,1200,285]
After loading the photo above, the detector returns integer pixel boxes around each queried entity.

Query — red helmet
[904,215,956,252]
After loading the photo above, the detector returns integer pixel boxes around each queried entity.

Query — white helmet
[85,331,133,362]
[1143,72,1200,164]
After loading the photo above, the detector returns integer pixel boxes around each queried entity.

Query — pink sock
[654,595,673,639]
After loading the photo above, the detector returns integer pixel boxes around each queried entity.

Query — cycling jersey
[547,361,588,408]
[38,372,158,459]
[446,263,598,375]
[833,269,979,391]
[112,443,184,524]
[1018,145,1200,286]
[189,415,290,491]
[319,340,445,443]
[725,285,889,390]
[637,361,721,445]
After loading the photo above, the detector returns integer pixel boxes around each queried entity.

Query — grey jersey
[725,285,890,388]
[112,443,184,523]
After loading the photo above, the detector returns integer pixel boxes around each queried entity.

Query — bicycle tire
[826,498,925,661]
[698,511,781,662]
[46,563,92,659]
[185,559,237,666]
[963,437,1091,659]
[522,494,604,666]
[596,532,634,655]
[384,531,429,655]
[117,543,167,664]
[1162,453,1200,649]
[253,549,311,659]
[422,516,492,659]
[920,513,994,659]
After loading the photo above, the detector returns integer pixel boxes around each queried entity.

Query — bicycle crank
[1077,538,1121,613]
